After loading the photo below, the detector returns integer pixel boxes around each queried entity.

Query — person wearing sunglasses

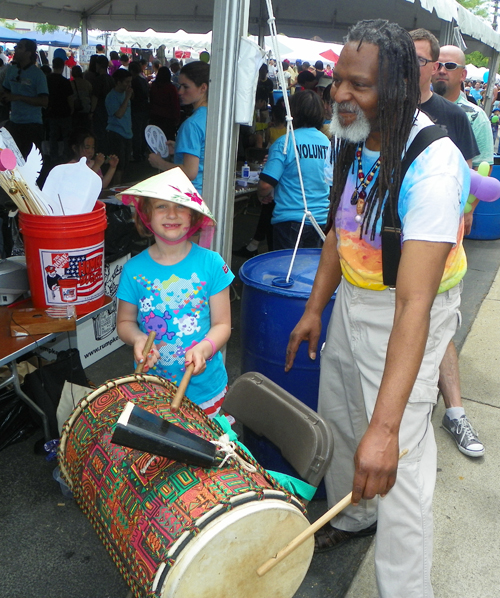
[410,29,478,171]
[1,39,48,160]
[409,31,486,464]
[431,44,493,462]
[432,45,493,176]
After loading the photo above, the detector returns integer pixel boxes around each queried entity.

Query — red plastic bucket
[19,201,107,315]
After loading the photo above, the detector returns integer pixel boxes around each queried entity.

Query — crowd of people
[0,39,200,188]
[0,26,495,598]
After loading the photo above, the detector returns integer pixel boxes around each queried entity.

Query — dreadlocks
[329,20,421,240]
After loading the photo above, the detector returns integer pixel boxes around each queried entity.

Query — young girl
[116,168,234,418]
[148,61,209,194]
[68,130,119,189]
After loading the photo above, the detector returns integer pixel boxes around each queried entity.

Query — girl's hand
[148,152,167,169]
[184,341,213,376]
[133,334,160,373]
[167,140,175,156]
[107,154,119,168]
[94,153,105,169]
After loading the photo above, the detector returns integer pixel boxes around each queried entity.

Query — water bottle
[242,161,250,179]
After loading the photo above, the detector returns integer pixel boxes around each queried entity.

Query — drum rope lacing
[211,433,258,473]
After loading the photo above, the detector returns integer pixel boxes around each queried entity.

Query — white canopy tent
[0,0,499,263]
[2,0,500,54]
[274,35,344,64]
[108,28,343,66]
[109,28,213,53]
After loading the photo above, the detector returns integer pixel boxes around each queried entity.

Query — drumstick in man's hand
[257,448,409,577]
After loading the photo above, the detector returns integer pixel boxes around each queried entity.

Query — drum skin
[58,374,314,598]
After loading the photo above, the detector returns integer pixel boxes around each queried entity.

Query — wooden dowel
[257,448,409,577]
[134,331,156,374]
[171,363,195,412]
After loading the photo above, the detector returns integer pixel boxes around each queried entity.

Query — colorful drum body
[58,375,313,598]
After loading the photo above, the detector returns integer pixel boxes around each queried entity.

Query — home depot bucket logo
[39,242,105,305]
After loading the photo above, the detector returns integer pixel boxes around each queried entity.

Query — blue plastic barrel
[239,249,335,492]
[272,89,290,104]
[465,159,500,240]
[239,248,335,411]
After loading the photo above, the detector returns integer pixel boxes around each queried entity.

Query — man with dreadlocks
[286,20,469,598]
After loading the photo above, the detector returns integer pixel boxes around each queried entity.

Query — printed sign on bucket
[39,242,105,306]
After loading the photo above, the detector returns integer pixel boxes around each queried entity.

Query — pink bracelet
[203,337,217,361]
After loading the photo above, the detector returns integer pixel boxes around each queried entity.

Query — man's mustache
[334,102,363,115]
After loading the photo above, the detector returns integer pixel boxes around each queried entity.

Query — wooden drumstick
[134,331,157,374]
[256,448,409,577]
[171,363,195,412]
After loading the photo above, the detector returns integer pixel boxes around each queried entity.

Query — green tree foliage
[466,50,489,67]
[35,23,60,34]
[0,19,16,30]
[456,0,489,18]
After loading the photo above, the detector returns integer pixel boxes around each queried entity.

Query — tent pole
[203,0,250,266]
[258,0,266,48]
[81,18,88,46]
[484,50,500,116]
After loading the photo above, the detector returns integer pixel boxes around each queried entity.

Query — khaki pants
[319,278,461,598]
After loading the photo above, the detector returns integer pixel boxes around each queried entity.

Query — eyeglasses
[436,61,465,71]
[417,56,433,67]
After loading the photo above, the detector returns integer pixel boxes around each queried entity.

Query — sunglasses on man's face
[436,61,465,71]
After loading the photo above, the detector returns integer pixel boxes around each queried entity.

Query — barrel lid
[239,249,325,298]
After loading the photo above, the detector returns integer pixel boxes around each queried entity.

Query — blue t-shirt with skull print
[117,243,234,405]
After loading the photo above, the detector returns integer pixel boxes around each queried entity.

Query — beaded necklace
[351,144,381,223]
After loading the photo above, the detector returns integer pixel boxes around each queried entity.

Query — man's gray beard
[432,80,447,97]
[329,102,371,143]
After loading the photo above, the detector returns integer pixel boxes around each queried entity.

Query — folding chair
[222,372,333,492]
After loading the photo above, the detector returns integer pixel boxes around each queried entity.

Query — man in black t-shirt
[410,28,485,459]
[129,61,149,161]
[91,55,115,153]
[257,63,274,107]
[410,30,478,166]
[46,56,74,162]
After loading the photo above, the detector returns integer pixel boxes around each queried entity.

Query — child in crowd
[108,51,121,76]
[116,168,234,418]
[105,68,133,185]
[253,87,271,149]
[267,99,287,146]
[322,84,333,139]
[68,130,119,189]
[491,107,500,153]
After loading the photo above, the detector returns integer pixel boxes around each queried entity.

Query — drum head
[160,498,313,598]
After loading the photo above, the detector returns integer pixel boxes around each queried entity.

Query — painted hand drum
[58,375,313,598]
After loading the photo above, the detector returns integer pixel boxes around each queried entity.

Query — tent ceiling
[1,0,499,55]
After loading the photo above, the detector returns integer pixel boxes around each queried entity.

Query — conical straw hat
[117,167,215,225]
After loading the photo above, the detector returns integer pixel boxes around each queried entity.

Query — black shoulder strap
[381,125,448,287]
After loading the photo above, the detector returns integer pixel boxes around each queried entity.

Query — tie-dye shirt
[332,111,469,293]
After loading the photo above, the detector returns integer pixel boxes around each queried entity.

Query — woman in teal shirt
[148,61,209,194]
